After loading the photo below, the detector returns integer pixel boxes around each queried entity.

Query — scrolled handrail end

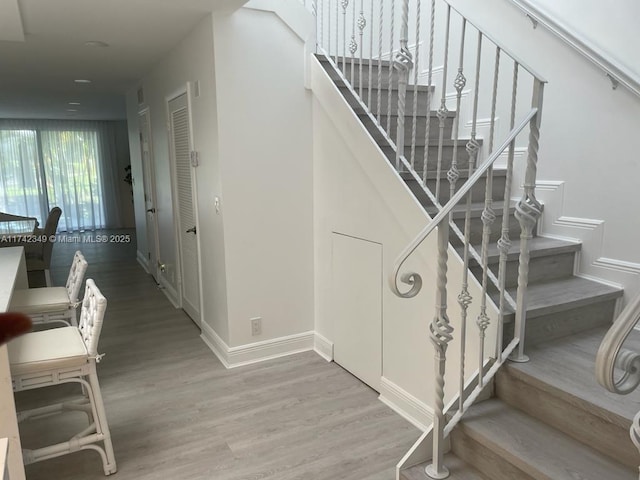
[390,270,423,299]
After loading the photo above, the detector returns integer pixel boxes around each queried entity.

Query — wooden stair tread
[359,110,457,120]
[426,201,518,218]
[458,398,635,480]
[463,236,581,264]
[401,453,490,480]
[382,139,483,149]
[498,276,623,318]
[318,55,394,68]
[504,326,640,424]
[400,168,508,181]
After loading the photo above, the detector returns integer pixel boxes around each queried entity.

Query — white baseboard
[136,250,149,273]
[158,275,180,308]
[200,321,315,369]
[313,333,333,361]
[379,377,433,431]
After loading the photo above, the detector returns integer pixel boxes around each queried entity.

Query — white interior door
[168,93,201,324]
[331,233,382,391]
[138,109,160,281]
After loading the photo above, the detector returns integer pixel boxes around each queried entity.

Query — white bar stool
[10,250,88,327]
[8,279,117,475]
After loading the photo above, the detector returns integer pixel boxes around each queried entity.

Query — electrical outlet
[250,317,262,336]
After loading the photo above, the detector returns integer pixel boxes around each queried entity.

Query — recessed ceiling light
[84,40,109,48]
[74,79,92,84]
[68,102,81,106]
[66,109,78,112]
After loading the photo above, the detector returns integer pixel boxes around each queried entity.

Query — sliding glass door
[0,122,111,232]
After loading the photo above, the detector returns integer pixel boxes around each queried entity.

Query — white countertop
[0,246,25,480]
[0,247,26,313]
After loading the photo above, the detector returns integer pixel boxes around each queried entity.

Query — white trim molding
[509,0,640,98]
[533,179,640,303]
[379,377,433,431]
[200,321,315,368]
[158,275,180,309]
[136,250,149,273]
[313,333,334,361]
[593,258,640,276]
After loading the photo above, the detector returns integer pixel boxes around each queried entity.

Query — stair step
[364,113,455,144]
[465,237,581,289]
[400,453,490,480]
[425,201,526,245]
[503,276,622,319]
[339,86,435,116]
[451,398,635,480]
[381,142,483,173]
[402,169,507,204]
[320,56,409,89]
[497,276,623,346]
[497,326,640,468]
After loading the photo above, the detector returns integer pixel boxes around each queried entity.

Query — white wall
[126,15,231,341]
[522,0,640,79]
[212,6,315,347]
[128,4,315,351]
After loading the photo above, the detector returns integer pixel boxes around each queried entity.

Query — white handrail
[389,107,538,298]
[509,0,640,98]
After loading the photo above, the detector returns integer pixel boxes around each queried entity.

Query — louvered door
[169,93,200,323]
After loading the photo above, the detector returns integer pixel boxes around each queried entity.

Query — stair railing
[314,0,547,318]
[313,1,547,478]
[595,293,640,475]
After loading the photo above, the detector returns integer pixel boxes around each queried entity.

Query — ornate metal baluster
[409,0,422,170]
[394,0,412,171]
[511,79,544,363]
[476,46,500,388]
[335,0,340,65]
[318,0,323,52]
[496,62,519,362]
[456,32,482,408]
[425,221,454,480]
[357,0,366,99]
[435,6,451,203]
[367,0,374,107]
[386,0,396,135]
[377,0,384,122]
[342,0,349,72]
[421,0,436,185]
[350,0,357,86]
[452,18,468,413]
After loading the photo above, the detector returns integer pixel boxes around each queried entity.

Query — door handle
[146,208,156,213]
[186,226,197,234]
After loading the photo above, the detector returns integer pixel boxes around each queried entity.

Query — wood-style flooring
[17,230,420,479]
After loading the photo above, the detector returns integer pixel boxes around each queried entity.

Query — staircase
[318,55,639,479]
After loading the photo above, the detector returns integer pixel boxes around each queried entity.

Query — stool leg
[87,366,117,475]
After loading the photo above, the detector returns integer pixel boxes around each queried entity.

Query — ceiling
[0,0,247,120]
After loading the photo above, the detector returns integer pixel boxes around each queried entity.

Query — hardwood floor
[17,230,420,479]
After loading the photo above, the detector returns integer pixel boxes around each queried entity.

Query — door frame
[166,83,204,327]
[138,107,161,281]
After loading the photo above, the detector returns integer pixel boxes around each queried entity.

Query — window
[0,121,124,232]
